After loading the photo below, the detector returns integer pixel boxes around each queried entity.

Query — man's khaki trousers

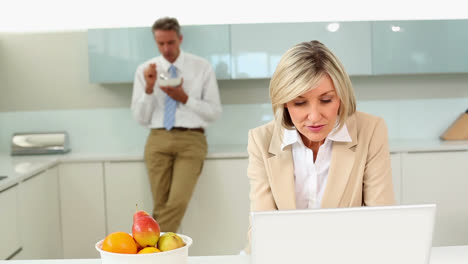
[144,129,207,232]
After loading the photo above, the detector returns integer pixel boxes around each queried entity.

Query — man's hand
[160,78,188,104]
[144,63,157,94]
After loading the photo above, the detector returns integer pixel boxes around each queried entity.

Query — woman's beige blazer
[247,111,396,213]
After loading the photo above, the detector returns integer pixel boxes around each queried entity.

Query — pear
[157,232,186,251]
[132,205,161,248]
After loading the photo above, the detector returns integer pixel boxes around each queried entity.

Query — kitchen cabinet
[400,150,468,246]
[230,21,372,79]
[181,158,250,256]
[17,167,62,259]
[178,25,231,80]
[0,184,21,260]
[88,25,231,83]
[87,19,468,83]
[372,20,468,75]
[88,27,156,83]
[104,161,153,234]
[390,153,402,204]
[58,162,106,259]
[102,158,250,256]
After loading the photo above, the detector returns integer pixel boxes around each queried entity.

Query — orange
[101,232,138,254]
[138,247,161,254]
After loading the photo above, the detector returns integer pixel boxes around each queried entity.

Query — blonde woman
[246,41,395,250]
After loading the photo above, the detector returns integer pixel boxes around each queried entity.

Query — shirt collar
[160,50,185,73]
[281,122,352,150]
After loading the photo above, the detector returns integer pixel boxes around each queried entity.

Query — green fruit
[157,232,186,251]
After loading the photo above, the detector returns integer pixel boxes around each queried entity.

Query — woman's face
[285,74,341,147]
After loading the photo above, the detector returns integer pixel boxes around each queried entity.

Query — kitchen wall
[1,31,468,153]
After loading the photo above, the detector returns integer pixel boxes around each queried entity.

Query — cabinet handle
[0,183,18,194]
[22,170,46,182]
[6,247,22,260]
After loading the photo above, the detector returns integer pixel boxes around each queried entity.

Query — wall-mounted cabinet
[372,20,468,75]
[180,25,231,80]
[88,19,468,83]
[88,27,157,83]
[88,25,231,83]
[230,22,372,79]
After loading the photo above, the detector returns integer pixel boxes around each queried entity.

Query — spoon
[159,73,169,80]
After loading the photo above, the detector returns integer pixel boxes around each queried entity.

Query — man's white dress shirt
[281,124,352,209]
[131,51,222,128]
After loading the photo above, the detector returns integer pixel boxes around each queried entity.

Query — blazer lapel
[321,115,358,208]
[267,124,296,210]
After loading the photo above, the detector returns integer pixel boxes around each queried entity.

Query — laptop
[251,204,436,264]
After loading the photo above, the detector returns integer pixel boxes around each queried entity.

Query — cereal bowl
[159,77,182,87]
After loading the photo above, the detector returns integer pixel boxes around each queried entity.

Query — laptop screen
[251,204,435,264]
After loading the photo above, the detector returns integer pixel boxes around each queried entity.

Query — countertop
[1,140,468,192]
[0,144,248,192]
[1,246,468,263]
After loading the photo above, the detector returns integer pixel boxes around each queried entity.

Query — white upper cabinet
[180,25,231,80]
[372,20,468,75]
[88,19,468,83]
[230,22,372,79]
[88,25,231,83]
[88,27,157,83]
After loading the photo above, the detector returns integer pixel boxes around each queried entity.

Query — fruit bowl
[95,233,192,264]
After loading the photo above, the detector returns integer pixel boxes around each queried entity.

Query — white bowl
[95,233,192,264]
[159,77,182,87]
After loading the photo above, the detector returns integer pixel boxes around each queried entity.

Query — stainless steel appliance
[11,132,71,155]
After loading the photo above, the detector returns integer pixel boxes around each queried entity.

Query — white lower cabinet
[390,153,402,204]
[6,148,467,260]
[104,161,153,234]
[0,184,20,260]
[181,158,250,256]
[401,151,468,246]
[58,162,106,259]
[18,167,62,259]
[103,158,251,256]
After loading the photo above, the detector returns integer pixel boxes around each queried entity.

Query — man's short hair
[152,17,181,36]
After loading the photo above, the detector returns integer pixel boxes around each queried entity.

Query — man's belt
[156,127,204,133]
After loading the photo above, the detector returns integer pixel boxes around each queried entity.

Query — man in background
[131,17,222,232]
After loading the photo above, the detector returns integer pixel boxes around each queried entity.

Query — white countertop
[1,246,468,263]
[1,139,467,192]
[388,139,468,153]
[0,144,248,191]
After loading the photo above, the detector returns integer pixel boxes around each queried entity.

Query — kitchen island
[1,246,468,264]
[1,139,468,259]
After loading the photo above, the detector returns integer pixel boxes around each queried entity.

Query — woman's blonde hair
[269,40,356,130]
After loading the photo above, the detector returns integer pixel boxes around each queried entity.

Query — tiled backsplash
[0,98,467,153]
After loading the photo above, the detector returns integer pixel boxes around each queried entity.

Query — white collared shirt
[131,51,222,128]
[281,124,352,209]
